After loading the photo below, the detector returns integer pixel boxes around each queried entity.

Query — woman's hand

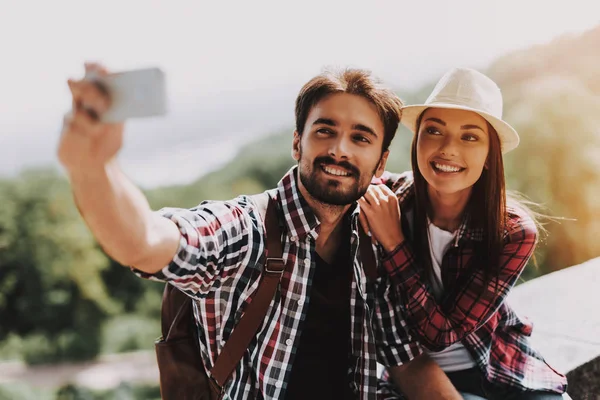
[359,184,405,253]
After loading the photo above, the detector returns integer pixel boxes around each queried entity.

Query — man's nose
[328,136,351,160]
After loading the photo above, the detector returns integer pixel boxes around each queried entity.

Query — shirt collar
[276,166,320,241]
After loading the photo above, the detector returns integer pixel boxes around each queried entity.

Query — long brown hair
[410,112,507,290]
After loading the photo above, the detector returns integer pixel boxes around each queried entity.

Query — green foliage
[0,382,161,400]
[0,334,24,361]
[0,168,169,364]
[100,259,161,315]
[0,169,113,362]
[0,382,160,400]
[101,315,160,354]
[0,383,54,400]
[54,383,161,400]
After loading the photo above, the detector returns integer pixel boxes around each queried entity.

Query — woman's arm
[360,180,537,350]
[382,216,537,350]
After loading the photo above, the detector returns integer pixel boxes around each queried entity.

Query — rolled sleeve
[132,198,260,298]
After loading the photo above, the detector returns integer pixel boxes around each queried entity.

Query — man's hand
[387,354,462,399]
[58,63,124,175]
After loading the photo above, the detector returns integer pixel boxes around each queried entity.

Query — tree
[0,169,118,363]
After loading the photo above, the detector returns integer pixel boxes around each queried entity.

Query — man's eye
[354,135,370,143]
[317,128,333,135]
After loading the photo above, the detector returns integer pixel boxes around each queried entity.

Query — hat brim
[400,103,520,154]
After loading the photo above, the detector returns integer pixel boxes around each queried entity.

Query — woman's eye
[425,127,441,135]
[463,134,479,141]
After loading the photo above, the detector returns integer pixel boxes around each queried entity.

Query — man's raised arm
[58,63,180,274]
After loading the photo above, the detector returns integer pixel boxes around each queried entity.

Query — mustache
[313,156,360,176]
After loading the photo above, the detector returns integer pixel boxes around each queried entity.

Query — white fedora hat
[401,67,520,153]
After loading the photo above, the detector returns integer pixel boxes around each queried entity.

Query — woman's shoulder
[505,202,538,243]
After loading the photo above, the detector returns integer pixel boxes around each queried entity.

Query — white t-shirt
[425,222,476,372]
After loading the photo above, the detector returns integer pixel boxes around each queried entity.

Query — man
[58,63,461,399]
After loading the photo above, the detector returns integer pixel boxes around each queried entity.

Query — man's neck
[297,179,352,263]
[427,186,471,232]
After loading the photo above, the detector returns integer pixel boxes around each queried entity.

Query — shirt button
[275,381,282,388]
[297,299,304,306]
[304,259,311,267]
[285,338,293,346]
[290,235,297,242]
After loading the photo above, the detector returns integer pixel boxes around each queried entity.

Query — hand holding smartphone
[85,67,168,123]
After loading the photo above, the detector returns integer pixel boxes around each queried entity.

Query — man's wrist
[67,159,117,184]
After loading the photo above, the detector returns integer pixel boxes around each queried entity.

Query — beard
[298,154,377,206]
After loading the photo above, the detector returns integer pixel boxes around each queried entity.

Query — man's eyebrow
[313,118,337,126]
[353,123,378,138]
[312,118,378,138]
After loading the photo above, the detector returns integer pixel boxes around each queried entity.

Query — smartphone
[85,67,168,123]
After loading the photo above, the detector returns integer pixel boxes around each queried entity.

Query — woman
[360,68,570,399]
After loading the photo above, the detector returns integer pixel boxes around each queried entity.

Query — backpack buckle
[265,258,285,274]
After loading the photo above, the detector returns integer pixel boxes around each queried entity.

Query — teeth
[323,166,350,176]
[434,162,462,173]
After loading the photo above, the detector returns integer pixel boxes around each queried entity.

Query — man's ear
[375,150,390,178]
[291,131,301,161]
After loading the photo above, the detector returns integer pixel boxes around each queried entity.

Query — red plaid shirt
[377,171,567,394]
[135,167,422,399]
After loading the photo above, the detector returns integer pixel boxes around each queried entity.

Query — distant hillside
[489,25,600,93]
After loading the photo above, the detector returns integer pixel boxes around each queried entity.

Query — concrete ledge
[508,257,600,398]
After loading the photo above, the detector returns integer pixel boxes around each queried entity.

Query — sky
[1,0,599,188]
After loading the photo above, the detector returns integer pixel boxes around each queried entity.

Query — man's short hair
[295,68,404,152]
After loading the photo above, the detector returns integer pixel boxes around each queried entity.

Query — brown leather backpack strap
[358,225,378,282]
[210,194,285,387]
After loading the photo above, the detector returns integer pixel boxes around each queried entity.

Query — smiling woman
[416,108,491,200]
[360,67,571,399]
